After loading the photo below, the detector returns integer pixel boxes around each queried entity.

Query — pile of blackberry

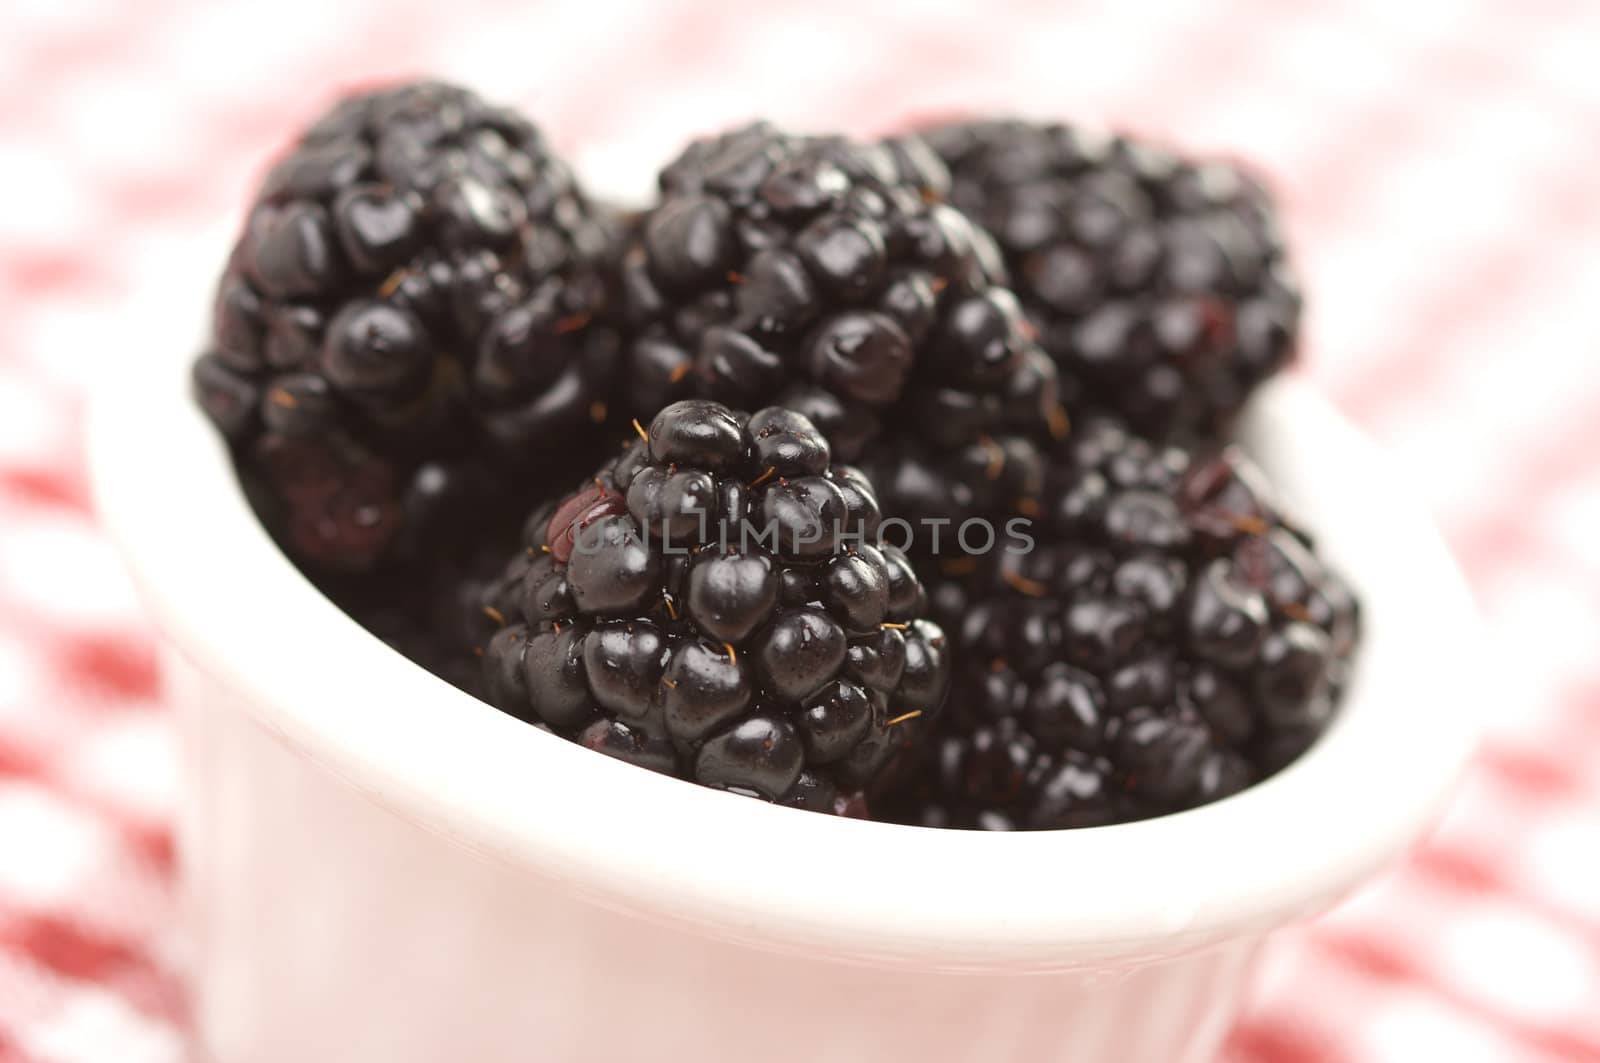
[917,118,1301,441]
[195,83,1358,827]
[475,400,949,812]
[882,420,1359,829]
[193,80,620,571]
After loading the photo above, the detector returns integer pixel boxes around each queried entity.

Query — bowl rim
[89,302,1481,971]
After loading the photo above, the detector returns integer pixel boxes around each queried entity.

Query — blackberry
[476,400,951,813]
[193,80,621,570]
[616,122,1062,464]
[913,119,1301,441]
[882,420,1359,830]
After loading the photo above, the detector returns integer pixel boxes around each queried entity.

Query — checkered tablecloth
[2,0,1599,1059]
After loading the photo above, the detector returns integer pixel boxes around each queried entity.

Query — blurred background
[2,0,1599,1059]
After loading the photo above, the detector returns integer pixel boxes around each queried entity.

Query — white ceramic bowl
[90,256,1479,1061]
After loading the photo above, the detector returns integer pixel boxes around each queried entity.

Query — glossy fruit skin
[477,400,952,814]
[193,80,621,571]
[880,419,1360,830]
[913,118,1301,442]
[616,122,1063,465]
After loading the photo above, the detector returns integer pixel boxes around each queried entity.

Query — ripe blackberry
[476,400,951,813]
[913,119,1301,441]
[882,419,1360,830]
[616,122,1062,463]
[193,80,621,570]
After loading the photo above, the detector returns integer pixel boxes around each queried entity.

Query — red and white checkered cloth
[2,1,1599,1059]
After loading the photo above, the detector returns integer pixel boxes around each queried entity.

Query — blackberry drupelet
[884,419,1360,830]
[193,80,621,570]
[477,399,951,814]
[617,122,1063,464]
[914,118,1301,441]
